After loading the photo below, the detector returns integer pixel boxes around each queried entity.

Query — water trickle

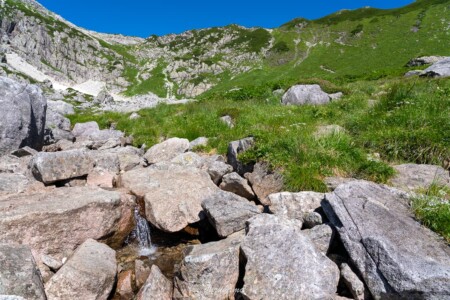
[134,207,156,256]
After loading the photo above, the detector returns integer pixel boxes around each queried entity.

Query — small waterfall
[134,207,156,256]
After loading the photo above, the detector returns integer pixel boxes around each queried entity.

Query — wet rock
[340,263,365,300]
[144,138,189,164]
[30,150,94,184]
[281,84,332,106]
[45,239,117,300]
[174,231,243,300]
[0,244,46,300]
[268,191,324,222]
[390,164,449,192]
[202,190,261,237]
[137,265,173,300]
[240,214,339,299]
[219,172,255,200]
[227,137,254,175]
[323,180,450,299]
[245,162,283,205]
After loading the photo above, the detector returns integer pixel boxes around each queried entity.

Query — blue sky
[38,0,415,37]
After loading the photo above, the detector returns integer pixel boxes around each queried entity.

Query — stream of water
[133,207,157,256]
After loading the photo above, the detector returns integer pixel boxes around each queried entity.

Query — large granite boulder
[30,149,94,184]
[0,244,46,300]
[174,231,243,300]
[0,76,47,155]
[268,191,325,222]
[72,121,100,137]
[240,214,339,299]
[118,165,219,232]
[202,190,261,237]
[281,84,332,106]
[0,187,133,262]
[45,239,117,300]
[137,265,173,300]
[422,57,450,78]
[390,164,449,192]
[323,180,450,299]
[144,138,189,164]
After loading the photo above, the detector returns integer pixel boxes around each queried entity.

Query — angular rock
[0,173,30,195]
[137,265,173,300]
[323,180,450,299]
[390,164,449,192]
[324,177,357,191]
[72,121,100,137]
[304,224,334,255]
[189,137,208,150]
[202,190,260,237]
[174,231,243,300]
[241,214,339,299]
[45,239,117,300]
[340,263,365,300]
[281,84,331,106]
[219,172,255,200]
[118,165,219,232]
[203,160,233,185]
[144,138,189,164]
[30,150,94,184]
[0,244,46,300]
[245,162,283,205]
[135,259,151,289]
[303,211,323,228]
[227,137,254,175]
[11,146,38,158]
[422,57,450,78]
[171,152,204,168]
[47,100,74,116]
[268,191,324,222]
[0,187,132,261]
[115,270,134,300]
[0,77,47,155]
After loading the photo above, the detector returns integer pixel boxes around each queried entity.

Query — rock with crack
[118,165,219,232]
[323,180,450,299]
[0,244,46,300]
[202,190,261,237]
[219,172,255,200]
[174,231,243,300]
[240,214,339,299]
[390,164,449,192]
[137,265,173,300]
[144,138,190,164]
[45,239,117,300]
[0,187,133,262]
[0,76,47,155]
[268,191,325,222]
[245,162,283,205]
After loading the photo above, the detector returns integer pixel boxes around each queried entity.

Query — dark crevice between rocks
[53,175,88,187]
[107,274,118,300]
[234,248,247,300]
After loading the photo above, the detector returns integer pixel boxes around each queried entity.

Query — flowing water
[133,207,156,256]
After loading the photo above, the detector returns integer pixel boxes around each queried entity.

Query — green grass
[412,184,450,242]
[123,61,168,97]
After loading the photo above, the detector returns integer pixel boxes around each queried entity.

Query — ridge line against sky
[37,0,416,37]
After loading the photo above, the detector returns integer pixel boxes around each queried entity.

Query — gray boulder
[0,76,47,155]
[219,172,255,200]
[72,121,100,137]
[202,190,261,237]
[174,231,243,300]
[304,224,334,255]
[227,137,254,175]
[422,57,450,78]
[118,165,219,232]
[0,173,31,195]
[94,90,114,104]
[340,263,366,300]
[47,100,74,116]
[268,191,325,222]
[45,239,117,300]
[30,150,94,184]
[281,84,331,106]
[0,244,46,300]
[407,56,446,67]
[220,115,234,128]
[137,265,173,300]
[323,180,450,299]
[202,159,233,185]
[390,164,449,192]
[245,162,284,205]
[240,214,339,299]
[144,138,189,164]
[189,137,208,150]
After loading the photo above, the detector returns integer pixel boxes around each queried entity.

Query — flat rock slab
[144,138,189,164]
[202,190,260,237]
[268,191,325,222]
[390,164,449,192]
[174,231,243,300]
[323,180,450,299]
[45,239,117,300]
[119,165,219,232]
[0,173,30,195]
[241,214,339,299]
[0,244,46,300]
[30,150,94,184]
[0,187,126,261]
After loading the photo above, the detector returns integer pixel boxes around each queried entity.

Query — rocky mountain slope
[1,0,449,99]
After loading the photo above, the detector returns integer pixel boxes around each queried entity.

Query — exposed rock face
[137,265,173,300]
[303,224,334,255]
[118,165,219,232]
[0,187,132,261]
[245,162,284,205]
[0,173,30,195]
[268,191,324,222]
[144,138,190,164]
[202,190,261,237]
[240,214,339,299]
[390,164,449,192]
[0,77,47,155]
[219,172,255,200]
[174,231,243,300]
[0,244,46,300]
[323,180,450,299]
[30,150,94,184]
[227,137,254,175]
[281,84,333,106]
[422,57,450,78]
[45,239,117,300]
